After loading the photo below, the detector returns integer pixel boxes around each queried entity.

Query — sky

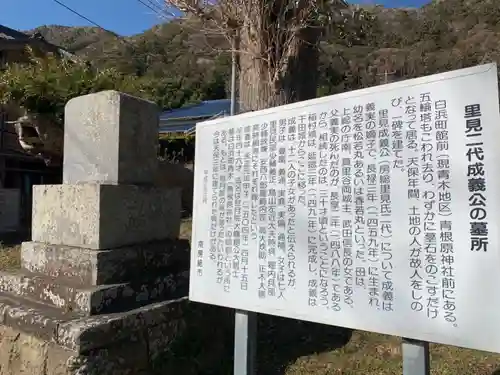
[2,0,431,37]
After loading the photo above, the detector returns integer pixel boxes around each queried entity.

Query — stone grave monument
[0,91,192,374]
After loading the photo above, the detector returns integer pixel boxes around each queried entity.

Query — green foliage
[24,0,500,109]
[0,44,229,128]
[0,48,148,127]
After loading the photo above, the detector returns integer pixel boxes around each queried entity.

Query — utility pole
[376,69,397,84]
[376,59,396,84]
[230,30,239,116]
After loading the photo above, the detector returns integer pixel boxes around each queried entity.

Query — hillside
[26,0,500,101]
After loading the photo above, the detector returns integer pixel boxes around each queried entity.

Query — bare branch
[156,0,372,110]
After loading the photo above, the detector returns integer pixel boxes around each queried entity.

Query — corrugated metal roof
[0,24,76,61]
[159,99,231,121]
[159,124,194,133]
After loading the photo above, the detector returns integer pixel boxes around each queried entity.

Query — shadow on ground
[258,314,353,375]
[157,302,352,375]
[491,368,500,375]
[0,229,30,247]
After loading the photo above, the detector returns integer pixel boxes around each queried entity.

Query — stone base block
[63,90,159,186]
[0,269,189,316]
[0,295,235,374]
[21,240,190,286]
[0,293,188,353]
[0,325,151,375]
[0,292,78,341]
[32,184,181,249]
[0,325,76,375]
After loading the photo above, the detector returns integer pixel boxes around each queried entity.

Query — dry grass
[179,218,192,240]
[283,331,500,375]
[0,243,20,271]
[1,221,500,375]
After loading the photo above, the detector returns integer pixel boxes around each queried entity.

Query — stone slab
[0,325,151,375]
[0,292,78,343]
[0,269,189,316]
[0,325,73,375]
[0,292,188,354]
[32,184,181,249]
[63,90,159,185]
[21,240,190,286]
[56,297,188,353]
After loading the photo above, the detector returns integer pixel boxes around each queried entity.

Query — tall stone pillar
[0,91,191,374]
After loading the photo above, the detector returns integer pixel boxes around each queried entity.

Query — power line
[49,0,171,67]
[51,0,110,32]
[135,0,164,15]
[50,0,134,48]
[134,0,178,21]
[147,0,178,18]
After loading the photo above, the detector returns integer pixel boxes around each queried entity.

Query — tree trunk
[238,10,321,112]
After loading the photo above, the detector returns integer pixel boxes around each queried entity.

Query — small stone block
[0,325,155,375]
[46,344,77,375]
[0,269,189,316]
[0,292,78,343]
[57,298,187,352]
[31,184,181,249]
[21,240,190,286]
[63,90,159,185]
[0,327,50,375]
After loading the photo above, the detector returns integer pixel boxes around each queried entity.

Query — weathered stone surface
[0,325,151,375]
[32,184,181,249]
[46,344,76,375]
[21,240,190,286]
[83,336,150,375]
[63,90,159,185]
[0,325,49,375]
[155,160,195,213]
[148,319,186,361]
[0,269,189,316]
[0,298,236,374]
[21,241,137,287]
[57,297,187,352]
[0,292,78,343]
[0,293,187,353]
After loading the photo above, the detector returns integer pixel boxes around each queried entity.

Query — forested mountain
[26,0,500,108]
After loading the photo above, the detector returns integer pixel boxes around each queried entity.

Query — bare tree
[162,0,372,111]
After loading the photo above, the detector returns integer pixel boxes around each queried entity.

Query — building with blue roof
[159,99,231,135]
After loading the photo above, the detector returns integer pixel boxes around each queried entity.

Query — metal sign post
[229,31,257,375]
[234,310,257,375]
[402,338,430,375]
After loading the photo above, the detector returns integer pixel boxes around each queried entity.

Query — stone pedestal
[32,184,181,249]
[0,91,192,374]
[63,91,159,186]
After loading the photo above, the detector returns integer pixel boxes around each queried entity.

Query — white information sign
[189,63,500,353]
